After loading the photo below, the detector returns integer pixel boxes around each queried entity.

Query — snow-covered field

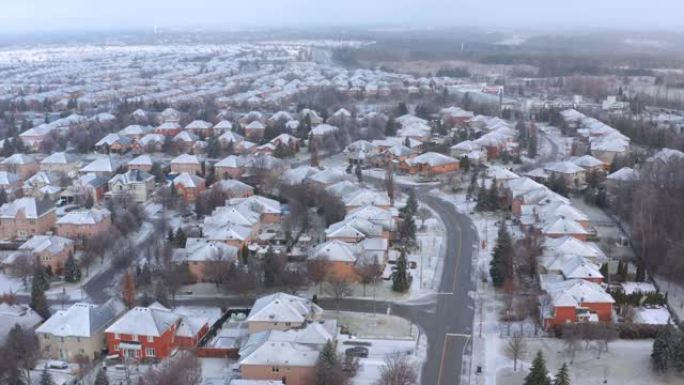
[496,338,681,385]
[336,334,420,385]
[323,311,418,339]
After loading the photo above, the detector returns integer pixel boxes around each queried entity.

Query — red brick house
[542,279,614,329]
[400,152,459,175]
[215,155,246,179]
[1,154,40,179]
[155,121,182,137]
[8,235,74,275]
[173,173,206,202]
[105,304,208,360]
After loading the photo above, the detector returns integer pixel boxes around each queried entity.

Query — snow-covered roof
[173,172,205,188]
[109,169,154,185]
[1,153,37,165]
[171,154,201,165]
[105,305,180,337]
[36,300,124,338]
[0,171,19,186]
[40,152,79,165]
[543,217,589,235]
[80,156,121,173]
[57,208,110,225]
[128,154,154,166]
[311,240,359,263]
[407,152,459,167]
[247,293,322,324]
[606,167,638,181]
[18,234,73,255]
[544,161,584,175]
[0,304,43,343]
[0,197,54,219]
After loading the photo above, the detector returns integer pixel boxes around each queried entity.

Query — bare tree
[562,324,579,364]
[137,351,202,385]
[355,257,382,297]
[505,334,527,371]
[385,160,395,206]
[5,324,40,384]
[326,274,352,312]
[307,257,329,295]
[376,352,418,385]
[10,253,33,291]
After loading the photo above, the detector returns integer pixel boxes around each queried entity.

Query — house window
[43,334,49,340]
[112,344,118,352]
[132,334,138,341]
[285,322,291,327]
[272,367,280,372]
[145,348,156,357]
[147,335,153,342]
[114,333,120,340]
[76,337,81,343]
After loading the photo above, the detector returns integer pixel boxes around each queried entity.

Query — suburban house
[155,121,182,137]
[0,197,56,240]
[127,154,155,173]
[9,234,74,274]
[544,161,586,188]
[0,171,20,193]
[107,169,155,203]
[170,154,202,175]
[95,133,132,153]
[40,152,80,174]
[244,121,266,141]
[541,277,615,328]
[172,173,206,202]
[309,240,361,281]
[105,303,208,360]
[0,304,43,344]
[79,156,122,177]
[245,293,322,334]
[36,300,125,362]
[56,208,112,240]
[173,238,238,282]
[211,179,254,198]
[215,155,247,179]
[0,154,40,179]
[542,217,590,241]
[22,171,60,198]
[400,152,459,175]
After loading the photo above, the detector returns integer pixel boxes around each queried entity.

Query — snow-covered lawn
[496,338,681,385]
[323,311,418,339]
[336,333,420,385]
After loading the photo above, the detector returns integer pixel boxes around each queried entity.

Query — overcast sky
[1,0,683,33]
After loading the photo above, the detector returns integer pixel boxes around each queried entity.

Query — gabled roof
[128,154,154,167]
[175,238,238,263]
[105,305,180,337]
[215,155,246,168]
[95,133,132,147]
[606,167,638,181]
[407,152,458,167]
[239,340,319,367]
[544,161,584,175]
[0,171,19,186]
[185,120,212,130]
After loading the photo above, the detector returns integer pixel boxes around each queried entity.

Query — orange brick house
[309,240,360,282]
[105,303,208,360]
[400,152,459,175]
[541,279,614,329]
[215,155,246,180]
[173,238,238,283]
[0,197,56,240]
[172,173,206,202]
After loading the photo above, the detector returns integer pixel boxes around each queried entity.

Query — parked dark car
[345,346,369,358]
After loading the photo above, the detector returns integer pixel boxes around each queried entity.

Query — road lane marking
[437,333,472,385]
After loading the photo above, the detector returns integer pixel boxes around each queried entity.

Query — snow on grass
[323,311,418,340]
[496,338,681,385]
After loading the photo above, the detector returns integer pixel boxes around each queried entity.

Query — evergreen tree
[528,130,538,158]
[0,188,7,205]
[94,368,110,385]
[397,102,409,116]
[63,254,81,283]
[30,271,50,319]
[39,369,55,385]
[460,155,471,173]
[385,117,396,136]
[315,340,346,385]
[167,228,175,242]
[122,269,136,308]
[355,164,363,183]
[635,263,646,282]
[206,137,220,158]
[490,221,514,288]
[392,248,411,292]
[673,335,684,373]
[652,328,674,372]
[552,363,570,385]
[174,228,187,248]
[524,351,551,385]
[404,189,418,216]
[487,178,500,210]
[476,179,488,211]
[240,244,250,265]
